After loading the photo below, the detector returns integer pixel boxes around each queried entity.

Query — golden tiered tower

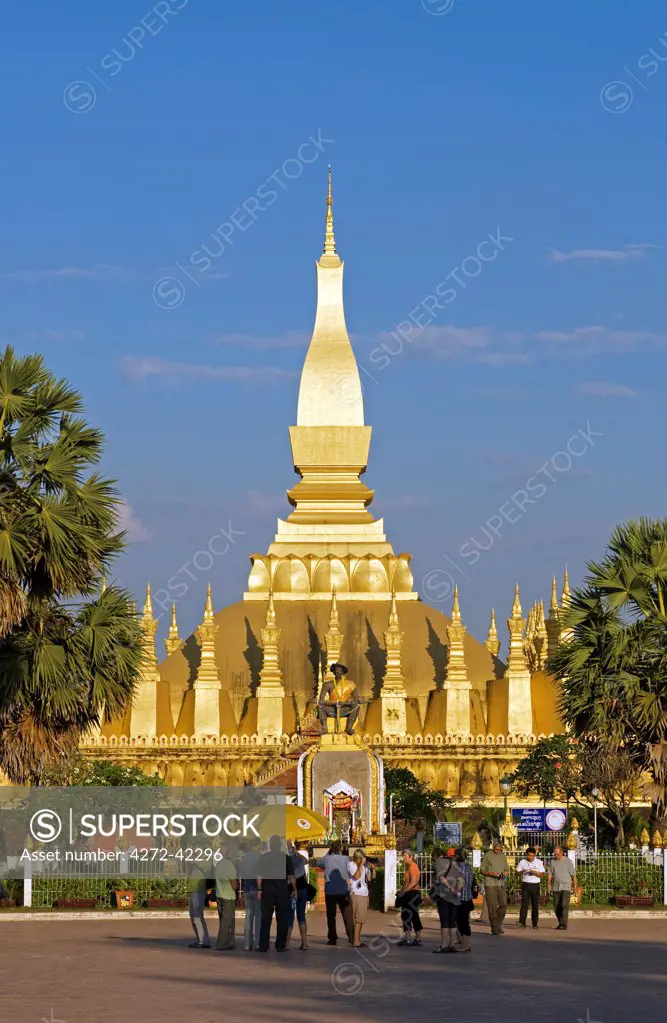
[245,168,416,604]
[90,173,567,802]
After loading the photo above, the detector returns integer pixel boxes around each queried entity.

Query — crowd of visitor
[187,838,577,954]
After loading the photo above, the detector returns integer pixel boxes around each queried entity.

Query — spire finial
[266,587,276,625]
[550,575,559,613]
[204,582,214,620]
[451,584,461,623]
[323,165,336,257]
[561,566,571,607]
[165,603,182,656]
[485,607,501,657]
[142,583,153,619]
[511,581,522,617]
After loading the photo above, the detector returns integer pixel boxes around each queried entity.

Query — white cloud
[116,501,151,543]
[576,381,638,398]
[549,243,664,264]
[119,356,296,385]
[0,265,130,283]
[25,329,85,343]
[536,326,662,352]
[210,331,308,350]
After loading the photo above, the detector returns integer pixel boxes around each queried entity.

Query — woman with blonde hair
[347,848,375,947]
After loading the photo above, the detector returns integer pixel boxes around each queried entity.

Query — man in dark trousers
[316,840,354,945]
[256,834,296,953]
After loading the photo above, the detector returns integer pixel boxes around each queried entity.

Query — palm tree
[0,346,142,783]
[549,518,667,815]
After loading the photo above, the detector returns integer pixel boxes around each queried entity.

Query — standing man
[238,840,262,952]
[547,845,576,930]
[516,846,545,929]
[316,840,354,945]
[215,843,238,951]
[481,840,510,936]
[187,863,211,948]
[257,835,296,953]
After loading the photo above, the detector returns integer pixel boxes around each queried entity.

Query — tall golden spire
[507,583,528,673]
[444,586,471,735]
[534,599,548,668]
[485,608,500,657]
[165,603,182,656]
[101,575,107,593]
[546,576,561,658]
[131,583,159,739]
[195,584,220,687]
[559,567,573,644]
[446,586,468,686]
[140,584,158,676]
[258,589,284,692]
[322,165,338,261]
[383,591,406,694]
[506,582,532,735]
[321,586,344,696]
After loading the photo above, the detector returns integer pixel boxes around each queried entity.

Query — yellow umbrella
[256,804,330,842]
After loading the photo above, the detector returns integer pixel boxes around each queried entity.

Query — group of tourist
[187,838,577,954]
[394,842,577,952]
[187,837,376,953]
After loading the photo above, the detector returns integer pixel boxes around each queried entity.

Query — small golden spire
[561,566,571,608]
[323,165,336,256]
[322,586,344,696]
[266,587,276,626]
[451,584,462,624]
[652,829,663,848]
[165,603,182,656]
[485,608,500,657]
[550,576,559,613]
[389,589,400,628]
[129,599,137,615]
[142,583,153,620]
[511,582,522,618]
[204,582,214,621]
[640,827,651,846]
[101,575,107,593]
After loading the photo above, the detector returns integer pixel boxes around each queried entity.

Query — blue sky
[2,0,666,644]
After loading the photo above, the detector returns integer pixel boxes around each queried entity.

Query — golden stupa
[90,171,565,801]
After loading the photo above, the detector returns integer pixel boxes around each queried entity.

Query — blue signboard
[512,808,567,832]
[434,822,463,845]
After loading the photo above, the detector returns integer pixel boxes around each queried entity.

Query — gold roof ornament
[195,584,220,687]
[506,583,528,672]
[485,608,500,657]
[138,583,159,682]
[258,589,284,691]
[321,165,339,266]
[559,567,573,643]
[550,576,559,614]
[321,586,344,696]
[383,590,407,695]
[165,603,182,656]
[446,585,469,686]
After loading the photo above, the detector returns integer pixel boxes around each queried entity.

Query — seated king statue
[317,663,361,736]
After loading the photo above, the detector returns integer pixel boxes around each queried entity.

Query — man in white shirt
[516,847,545,929]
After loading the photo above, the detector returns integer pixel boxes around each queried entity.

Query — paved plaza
[1,912,665,1023]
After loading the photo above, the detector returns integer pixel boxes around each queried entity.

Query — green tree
[0,346,142,783]
[510,734,641,846]
[42,755,164,787]
[384,767,452,830]
[549,518,667,815]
